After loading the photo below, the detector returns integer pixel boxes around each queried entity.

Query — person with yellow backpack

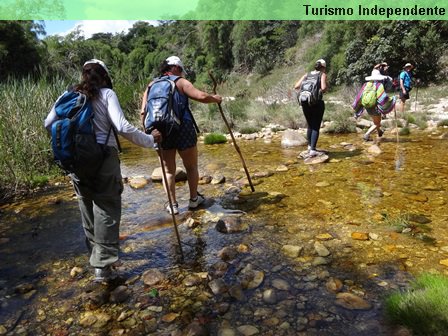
[352,70,396,141]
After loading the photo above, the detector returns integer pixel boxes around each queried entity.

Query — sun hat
[403,63,413,69]
[83,59,110,75]
[316,59,326,67]
[166,56,187,74]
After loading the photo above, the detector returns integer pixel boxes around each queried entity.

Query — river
[0,128,447,335]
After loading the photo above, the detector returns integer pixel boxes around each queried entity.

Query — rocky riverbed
[1,113,448,335]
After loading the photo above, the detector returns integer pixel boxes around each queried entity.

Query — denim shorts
[161,119,197,151]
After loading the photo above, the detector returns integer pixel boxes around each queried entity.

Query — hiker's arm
[320,73,327,93]
[178,79,222,104]
[106,90,158,148]
[140,86,149,129]
[293,75,307,90]
[400,78,406,93]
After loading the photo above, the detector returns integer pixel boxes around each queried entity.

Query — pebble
[314,241,331,257]
[237,325,259,336]
[142,269,166,286]
[262,288,277,304]
[335,292,372,310]
[281,245,303,258]
[272,278,290,291]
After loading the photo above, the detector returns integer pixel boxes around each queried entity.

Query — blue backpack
[144,75,182,136]
[51,90,109,179]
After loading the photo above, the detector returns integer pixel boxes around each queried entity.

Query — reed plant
[0,76,67,198]
[385,273,448,336]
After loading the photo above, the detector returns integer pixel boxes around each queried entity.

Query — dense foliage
[2,20,446,87]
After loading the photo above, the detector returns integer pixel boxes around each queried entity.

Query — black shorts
[161,119,197,151]
[399,88,411,100]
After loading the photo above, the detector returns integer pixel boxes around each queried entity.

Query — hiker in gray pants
[45,59,162,282]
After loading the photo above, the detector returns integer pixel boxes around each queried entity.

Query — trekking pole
[414,80,419,113]
[393,103,402,170]
[208,71,255,192]
[155,143,184,260]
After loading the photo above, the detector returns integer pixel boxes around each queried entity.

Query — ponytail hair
[74,63,113,99]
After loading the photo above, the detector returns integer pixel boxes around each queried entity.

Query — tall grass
[385,273,448,336]
[0,77,67,199]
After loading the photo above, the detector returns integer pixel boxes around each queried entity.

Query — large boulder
[281,130,307,148]
[151,167,187,182]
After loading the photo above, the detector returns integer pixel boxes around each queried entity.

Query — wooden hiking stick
[155,144,184,260]
[208,71,255,192]
[393,104,402,170]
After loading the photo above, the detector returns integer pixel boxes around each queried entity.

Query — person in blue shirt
[399,63,413,114]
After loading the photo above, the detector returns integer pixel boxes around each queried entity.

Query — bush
[239,126,260,134]
[437,119,448,127]
[204,133,227,145]
[385,273,448,336]
[323,103,357,134]
[399,126,411,136]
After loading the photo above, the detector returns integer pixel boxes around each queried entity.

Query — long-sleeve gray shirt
[45,88,154,149]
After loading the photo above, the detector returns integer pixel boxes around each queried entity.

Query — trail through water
[1,129,447,335]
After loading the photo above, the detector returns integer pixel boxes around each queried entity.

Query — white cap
[403,63,413,69]
[316,59,326,67]
[166,56,187,74]
[83,59,109,75]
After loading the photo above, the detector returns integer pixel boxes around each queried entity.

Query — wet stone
[326,277,343,293]
[110,285,130,303]
[151,167,187,182]
[183,322,208,336]
[215,216,248,233]
[198,175,212,184]
[262,288,278,304]
[142,268,166,286]
[314,241,331,257]
[407,214,431,224]
[218,328,236,336]
[14,283,35,294]
[183,274,203,287]
[281,245,302,258]
[272,278,290,291]
[70,266,83,277]
[128,176,149,189]
[316,233,333,241]
[211,174,226,184]
[239,264,265,289]
[209,278,228,295]
[229,284,246,301]
[304,154,329,165]
[218,246,239,261]
[367,145,382,155]
[237,325,260,336]
[351,232,369,240]
[334,292,372,310]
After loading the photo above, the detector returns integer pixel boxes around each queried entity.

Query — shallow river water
[1,128,447,335]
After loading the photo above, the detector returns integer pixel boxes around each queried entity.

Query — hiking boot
[189,193,205,209]
[378,129,384,137]
[94,266,113,283]
[165,202,179,215]
[363,134,371,141]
